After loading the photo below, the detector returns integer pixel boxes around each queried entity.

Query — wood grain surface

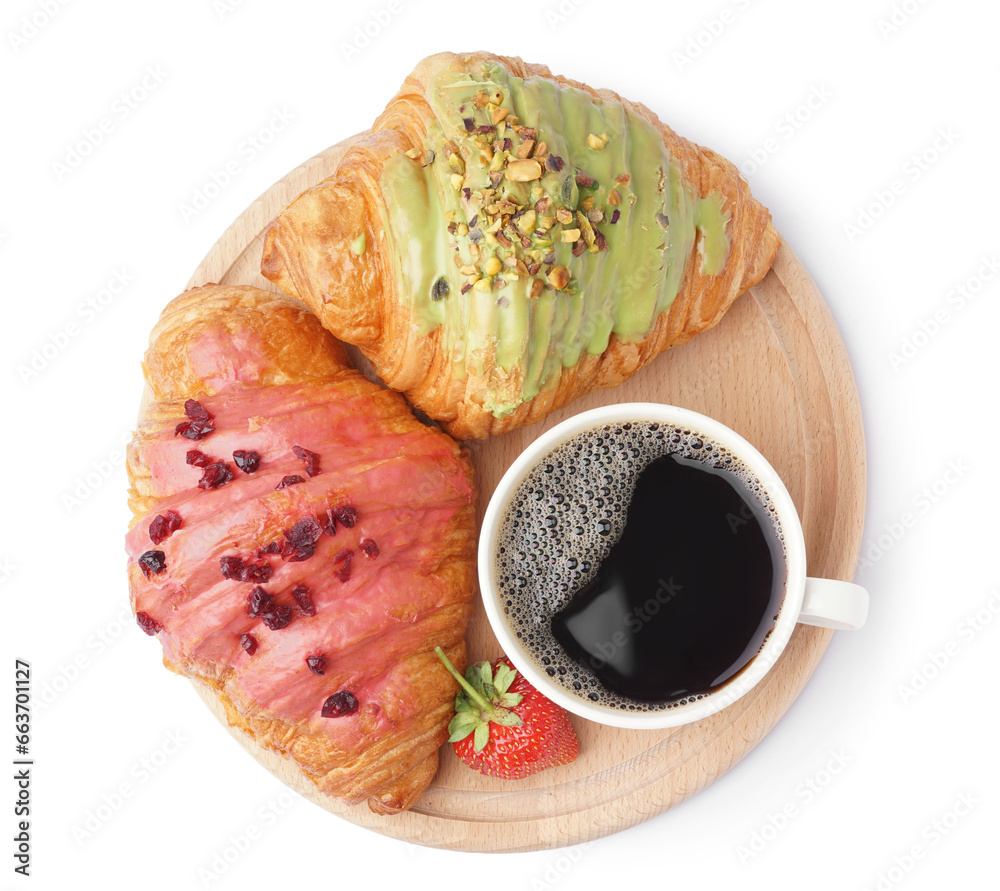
[187,136,867,853]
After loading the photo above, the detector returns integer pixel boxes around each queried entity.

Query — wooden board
[187,136,866,853]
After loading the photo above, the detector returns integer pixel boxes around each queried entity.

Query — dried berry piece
[292,445,321,477]
[306,655,327,675]
[283,544,315,563]
[332,505,359,528]
[276,475,305,490]
[176,421,214,440]
[239,562,273,584]
[184,399,211,422]
[148,510,181,544]
[282,517,322,561]
[260,605,292,631]
[334,551,353,583]
[359,539,380,559]
[186,449,213,467]
[291,584,316,617]
[136,611,162,636]
[257,542,282,556]
[321,691,359,718]
[176,404,216,439]
[232,450,261,474]
[197,462,234,490]
[321,509,338,537]
[240,633,258,656]
[138,550,167,579]
[281,517,323,563]
[246,586,275,618]
[220,555,244,579]
[285,517,322,548]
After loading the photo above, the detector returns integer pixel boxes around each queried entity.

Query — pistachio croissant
[261,51,780,439]
[125,284,476,814]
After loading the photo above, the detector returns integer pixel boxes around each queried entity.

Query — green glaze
[377,60,731,418]
[696,193,731,276]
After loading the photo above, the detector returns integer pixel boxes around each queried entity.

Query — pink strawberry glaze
[128,378,473,753]
[185,326,269,394]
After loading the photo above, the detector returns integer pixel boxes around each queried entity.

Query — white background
[2,0,997,888]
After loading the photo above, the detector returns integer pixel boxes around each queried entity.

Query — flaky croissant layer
[262,51,780,438]
[126,285,477,814]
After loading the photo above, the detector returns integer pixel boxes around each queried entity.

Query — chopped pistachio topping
[431,276,450,301]
[505,159,543,182]
[547,266,571,290]
[400,82,644,302]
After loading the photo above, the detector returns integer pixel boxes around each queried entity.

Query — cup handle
[799,578,869,630]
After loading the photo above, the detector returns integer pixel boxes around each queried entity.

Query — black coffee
[495,422,786,711]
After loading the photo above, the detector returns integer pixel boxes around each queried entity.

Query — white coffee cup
[478,403,868,730]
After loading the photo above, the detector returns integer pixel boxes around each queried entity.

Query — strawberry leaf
[490,707,523,728]
[447,711,479,742]
[499,692,523,708]
[476,661,494,691]
[473,721,490,753]
[493,663,517,695]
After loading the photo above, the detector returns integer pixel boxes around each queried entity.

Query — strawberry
[434,646,579,780]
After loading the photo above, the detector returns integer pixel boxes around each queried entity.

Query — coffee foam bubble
[495,421,786,712]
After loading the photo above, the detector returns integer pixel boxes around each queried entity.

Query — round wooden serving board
[187,136,866,853]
